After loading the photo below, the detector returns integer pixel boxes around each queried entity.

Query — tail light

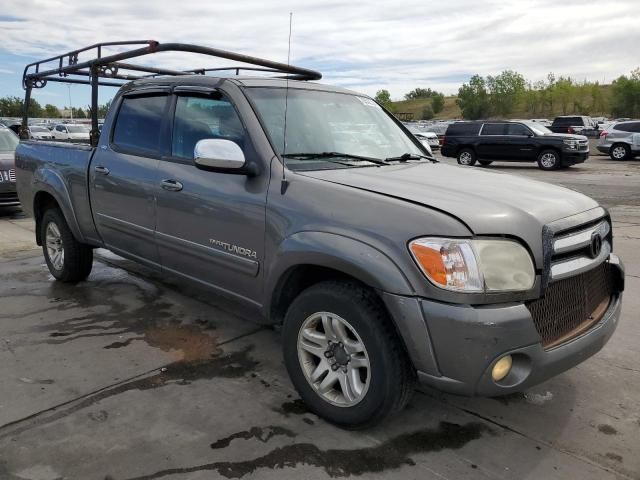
[600,131,608,138]
[568,127,574,134]
[440,135,445,145]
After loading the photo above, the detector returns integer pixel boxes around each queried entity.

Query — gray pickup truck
[15,42,624,428]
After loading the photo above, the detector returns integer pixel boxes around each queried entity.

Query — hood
[543,132,588,141]
[0,152,15,170]
[300,162,598,238]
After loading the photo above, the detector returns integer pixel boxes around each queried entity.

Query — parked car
[0,126,20,207]
[405,126,438,152]
[549,115,598,136]
[597,120,640,160]
[441,120,589,170]
[28,126,55,140]
[52,124,90,141]
[16,41,625,428]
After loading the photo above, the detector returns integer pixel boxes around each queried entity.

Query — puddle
[210,426,296,450]
[272,399,308,417]
[124,421,493,479]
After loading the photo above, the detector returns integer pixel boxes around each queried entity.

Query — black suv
[441,121,589,170]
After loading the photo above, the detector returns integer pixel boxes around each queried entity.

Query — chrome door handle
[161,179,183,192]
[94,165,110,175]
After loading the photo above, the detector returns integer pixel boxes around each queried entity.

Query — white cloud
[0,0,637,99]
[0,68,14,74]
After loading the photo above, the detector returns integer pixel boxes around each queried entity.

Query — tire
[537,149,561,170]
[610,143,630,161]
[478,160,493,166]
[457,148,477,166]
[41,208,93,283]
[282,280,415,429]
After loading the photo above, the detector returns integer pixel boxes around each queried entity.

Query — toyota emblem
[589,232,602,258]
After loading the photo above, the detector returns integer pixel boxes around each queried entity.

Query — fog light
[492,355,513,382]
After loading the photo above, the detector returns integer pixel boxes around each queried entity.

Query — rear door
[154,87,268,304]
[477,123,509,159]
[90,91,169,268]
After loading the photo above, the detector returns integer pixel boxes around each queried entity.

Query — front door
[504,123,537,160]
[155,89,268,305]
[90,92,169,267]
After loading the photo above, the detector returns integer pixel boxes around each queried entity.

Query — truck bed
[15,140,99,244]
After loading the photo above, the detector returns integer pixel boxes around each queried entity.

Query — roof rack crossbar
[20,40,322,146]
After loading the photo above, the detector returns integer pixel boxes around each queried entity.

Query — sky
[0,0,638,109]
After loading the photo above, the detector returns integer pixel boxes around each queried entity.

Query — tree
[97,100,112,118]
[44,104,60,118]
[421,105,434,120]
[456,75,490,120]
[486,70,526,116]
[0,96,42,117]
[374,89,393,110]
[404,88,436,100]
[72,107,87,119]
[431,93,445,114]
[610,68,640,118]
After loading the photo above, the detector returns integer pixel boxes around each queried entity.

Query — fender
[32,167,85,243]
[265,230,416,307]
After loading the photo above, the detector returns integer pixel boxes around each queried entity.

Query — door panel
[155,92,268,304]
[90,93,168,267]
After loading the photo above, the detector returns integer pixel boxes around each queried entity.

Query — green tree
[0,96,42,117]
[610,68,640,118]
[431,93,445,114]
[43,104,60,118]
[486,70,526,116]
[374,89,393,110]
[404,87,436,100]
[421,105,434,120]
[456,75,490,120]
[97,100,112,118]
[72,107,87,119]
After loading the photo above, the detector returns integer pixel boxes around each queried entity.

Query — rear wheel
[41,208,93,283]
[478,160,493,166]
[282,281,415,429]
[457,148,477,166]
[537,150,560,170]
[610,144,630,161]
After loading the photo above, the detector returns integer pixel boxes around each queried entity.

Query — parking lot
[0,145,638,480]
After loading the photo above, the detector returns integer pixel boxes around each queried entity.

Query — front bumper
[562,150,589,165]
[383,255,624,397]
[0,182,19,206]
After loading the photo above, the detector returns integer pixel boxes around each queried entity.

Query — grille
[527,262,613,349]
[0,169,16,183]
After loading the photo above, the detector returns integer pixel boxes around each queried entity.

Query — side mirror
[194,139,256,175]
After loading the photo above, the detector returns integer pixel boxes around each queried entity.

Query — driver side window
[172,93,247,159]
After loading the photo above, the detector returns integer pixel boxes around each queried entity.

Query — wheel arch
[32,176,84,246]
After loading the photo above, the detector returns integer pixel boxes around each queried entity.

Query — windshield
[0,129,19,152]
[66,125,88,133]
[524,122,552,135]
[246,88,423,168]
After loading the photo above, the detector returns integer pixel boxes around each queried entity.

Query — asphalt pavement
[0,149,638,480]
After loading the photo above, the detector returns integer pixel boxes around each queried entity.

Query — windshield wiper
[282,152,387,165]
[385,153,438,163]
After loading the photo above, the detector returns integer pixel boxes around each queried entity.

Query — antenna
[281,11,293,195]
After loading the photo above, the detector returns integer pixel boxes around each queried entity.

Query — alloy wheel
[297,312,370,407]
[45,222,64,271]
[540,152,557,168]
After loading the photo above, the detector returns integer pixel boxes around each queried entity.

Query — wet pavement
[0,152,639,479]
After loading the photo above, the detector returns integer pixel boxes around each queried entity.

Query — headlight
[563,139,578,150]
[409,238,535,292]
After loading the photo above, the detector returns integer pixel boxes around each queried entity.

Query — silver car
[597,121,640,160]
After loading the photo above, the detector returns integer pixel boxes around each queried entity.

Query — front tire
[537,149,560,170]
[610,144,630,161]
[282,281,415,429]
[41,208,93,283]
[457,148,477,166]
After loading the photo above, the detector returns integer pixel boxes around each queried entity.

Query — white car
[414,131,440,151]
[53,124,90,141]
[28,126,55,140]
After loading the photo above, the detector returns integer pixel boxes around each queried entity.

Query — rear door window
[480,123,506,135]
[112,94,168,154]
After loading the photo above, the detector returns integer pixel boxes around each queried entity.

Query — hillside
[391,84,613,121]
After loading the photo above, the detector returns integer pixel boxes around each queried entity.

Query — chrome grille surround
[531,208,614,348]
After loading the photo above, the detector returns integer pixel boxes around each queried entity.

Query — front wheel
[282,281,415,429]
[457,148,477,166]
[537,150,561,170]
[610,144,630,161]
[41,208,93,283]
